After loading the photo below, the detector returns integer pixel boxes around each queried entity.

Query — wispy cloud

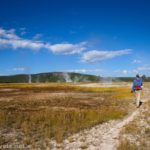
[129,66,150,75]
[122,70,128,75]
[19,27,27,35]
[0,28,133,60]
[46,42,87,54]
[12,67,30,71]
[115,69,130,75]
[0,28,87,54]
[132,59,141,64]
[32,33,43,40]
[136,66,150,71]
[115,65,150,76]
[81,49,132,62]
[0,28,19,39]
[0,28,45,50]
[67,69,102,73]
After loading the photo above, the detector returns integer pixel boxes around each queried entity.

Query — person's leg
[135,91,138,105]
[133,91,137,104]
[139,90,142,106]
[136,90,141,107]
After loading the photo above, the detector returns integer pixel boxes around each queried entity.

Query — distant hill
[0,72,149,83]
[115,76,150,82]
[0,72,100,83]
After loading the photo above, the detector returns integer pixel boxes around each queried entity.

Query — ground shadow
[139,101,143,107]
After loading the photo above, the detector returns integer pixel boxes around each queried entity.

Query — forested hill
[0,72,100,83]
[0,72,149,83]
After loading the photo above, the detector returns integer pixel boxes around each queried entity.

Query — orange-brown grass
[118,97,150,150]
[117,138,138,150]
[0,83,133,145]
[0,83,130,92]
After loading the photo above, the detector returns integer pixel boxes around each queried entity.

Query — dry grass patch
[0,83,133,146]
[117,138,138,150]
[118,99,150,150]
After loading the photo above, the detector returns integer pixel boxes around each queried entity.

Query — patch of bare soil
[0,88,20,92]
[77,82,132,88]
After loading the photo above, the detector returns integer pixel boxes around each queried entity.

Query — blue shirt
[132,78,143,91]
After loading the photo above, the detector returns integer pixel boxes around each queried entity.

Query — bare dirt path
[50,87,149,150]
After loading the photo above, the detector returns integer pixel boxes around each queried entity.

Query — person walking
[131,74,143,108]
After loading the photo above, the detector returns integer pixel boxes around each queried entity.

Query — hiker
[131,74,143,108]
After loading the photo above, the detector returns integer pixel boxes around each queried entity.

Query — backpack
[134,79,142,91]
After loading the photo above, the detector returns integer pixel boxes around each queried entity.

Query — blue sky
[0,0,150,77]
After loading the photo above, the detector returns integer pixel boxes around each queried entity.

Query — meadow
[117,85,150,150]
[0,83,134,148]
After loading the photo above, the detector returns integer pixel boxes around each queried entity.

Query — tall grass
[0,108,126,143]
[0,83,133,144]
[117,99,150,149]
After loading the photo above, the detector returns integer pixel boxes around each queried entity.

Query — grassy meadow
[117,92,150,150]
[0,83,134,148]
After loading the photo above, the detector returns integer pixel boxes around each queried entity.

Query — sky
[0,0,150,77]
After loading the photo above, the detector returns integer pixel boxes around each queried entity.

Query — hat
[136,74,140,78]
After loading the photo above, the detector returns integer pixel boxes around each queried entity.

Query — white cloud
[132,59,141,64]
[0,28,86,54]
[81,49,132,62]
[122,70,128,74]
[132,69,138,74]
[115,69,130,75]
[33,34,43,40]
[67,69,102,73]
[0,28,19,39]
[126,66,150,75]
[0,38,45,50]
[115,65,150,76]
[12,67,30,71]
[0,28,45,50]
[136,66,150,71]
[46,42,87,54]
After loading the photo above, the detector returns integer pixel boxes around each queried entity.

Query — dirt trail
[50,87,149,150]
[59,110,140,150]
[99,109,140,150]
